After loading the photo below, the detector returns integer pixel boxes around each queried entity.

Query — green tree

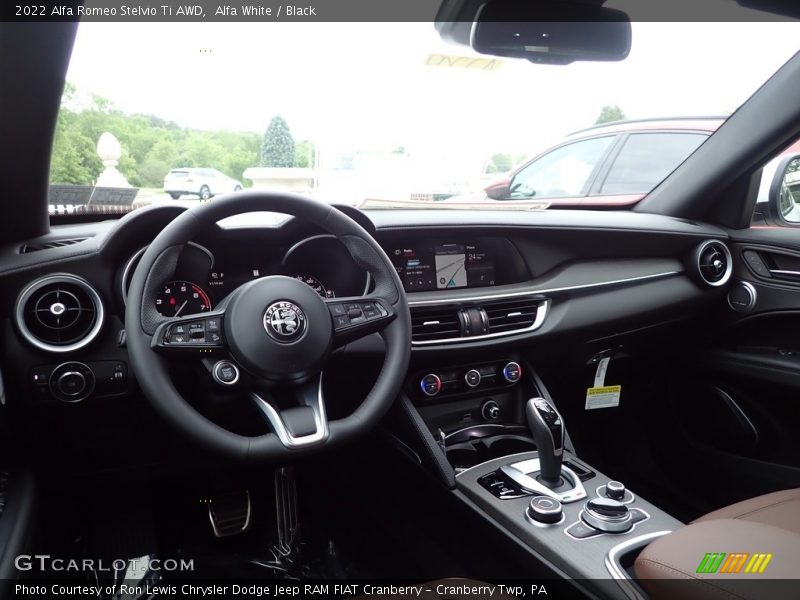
[260,116,296,167]
[485,153,513,174]
[295,140,316,168]
[595,105,626,125]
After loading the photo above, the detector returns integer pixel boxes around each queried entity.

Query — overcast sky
[66,21,800,165]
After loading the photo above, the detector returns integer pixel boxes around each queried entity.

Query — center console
[404,356,682,600]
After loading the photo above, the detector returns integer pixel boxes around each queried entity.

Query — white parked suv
[163,168,243,200]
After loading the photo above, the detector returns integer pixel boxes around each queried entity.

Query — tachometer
[291,274,333,298]
[155,281,212,317]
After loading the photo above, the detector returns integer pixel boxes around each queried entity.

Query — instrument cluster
[120,235,370,317]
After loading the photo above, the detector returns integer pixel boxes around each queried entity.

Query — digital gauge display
[291,273,334,298]
[155,280,212,317]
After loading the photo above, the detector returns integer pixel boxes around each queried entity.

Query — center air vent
[411,305,462,343]
[410,296,548,345]
[483,298,541,334]
[695,240,732,287]
[15,274,104,352]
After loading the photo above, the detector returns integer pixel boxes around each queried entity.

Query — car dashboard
[0,204,731,430]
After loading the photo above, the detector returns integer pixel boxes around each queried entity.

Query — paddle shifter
[525,397,564,487]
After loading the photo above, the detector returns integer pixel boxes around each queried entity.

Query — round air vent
[15,274,104,352]
[695,240,733,287]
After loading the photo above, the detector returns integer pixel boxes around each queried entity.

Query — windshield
[49,21,800,219]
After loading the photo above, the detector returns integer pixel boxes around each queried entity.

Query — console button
[328,304,347,317]
[212,360,240,386]
[566,521,602,539]
[465,369,481,388]
[630,508,648,525]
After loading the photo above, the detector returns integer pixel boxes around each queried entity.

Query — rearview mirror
[471,0,631,65]
[770,154,800,223]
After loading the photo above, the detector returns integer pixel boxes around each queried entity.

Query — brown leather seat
[635,489,800,600]
[692,488,800,535]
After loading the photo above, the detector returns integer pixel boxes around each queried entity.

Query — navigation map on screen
[435,244,467,289]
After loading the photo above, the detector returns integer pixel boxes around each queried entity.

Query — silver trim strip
[769,269,800,277]
[407,270,679,307]
[605,530,672,600]
[251,377,329,448]
[15,274,105,354]
[696,239,733,288]
[411,299,550,346]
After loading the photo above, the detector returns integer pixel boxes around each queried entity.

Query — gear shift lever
[525,397,564,487]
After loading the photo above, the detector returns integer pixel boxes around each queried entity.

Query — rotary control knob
[420,374,442,397]
[482,400,500,421]
[465,369,481,388]
[49,361,95,402]
[581,497,632,533]
[526,496,563,524]
[606,480,626,500]
[502,361,522,383]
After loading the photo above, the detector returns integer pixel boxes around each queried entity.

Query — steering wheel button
[347,308,362,318]
[329,304,347,317]
[206,318,220,332]
[333,315,350,328]
[173,324,186,335]
[170,333,187,344]
[208,332,222,344]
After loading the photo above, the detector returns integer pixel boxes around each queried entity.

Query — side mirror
[769,154,800,223]
[485,178,511,200]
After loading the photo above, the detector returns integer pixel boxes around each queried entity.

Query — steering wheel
[125,191,411,461]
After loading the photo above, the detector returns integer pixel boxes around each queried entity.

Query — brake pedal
[208,490,251,538]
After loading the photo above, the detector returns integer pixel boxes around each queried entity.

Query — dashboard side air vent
[483,297,541,334]
[21,237,88,253]
[410,305,462,343]
[15,274,104,352]
[695,240,732,287]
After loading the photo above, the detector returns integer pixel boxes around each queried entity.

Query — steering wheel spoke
[326,296,396,347]
[250,374,329,449]
[150,310,228,355]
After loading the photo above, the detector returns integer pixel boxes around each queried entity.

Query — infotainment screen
[391,242,497,291]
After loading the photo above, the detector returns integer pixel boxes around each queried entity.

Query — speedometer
[155,281,212,316]
[291,274,333,298]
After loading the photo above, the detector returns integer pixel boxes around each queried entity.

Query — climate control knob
[420,374,442,397]
[502,361,522,383]
[49,361,95,402]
